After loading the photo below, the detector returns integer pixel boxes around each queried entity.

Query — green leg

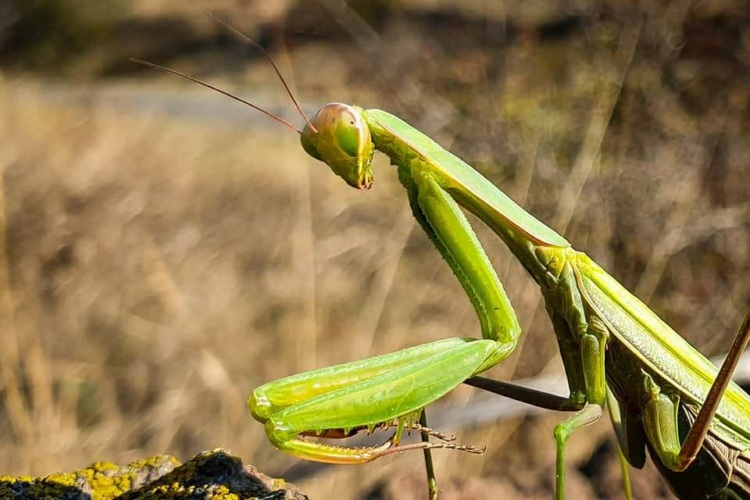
[640,373,683,469]
[606,386,634,500]
[616,444,634,500]
[251,337,504,463]
[403,170,526,495]
[420,410,438,500]
[552,316,609,499]
[404,169,521,348]
[466,311,610,499]
[463,257,612,499]
[251,338,479,420]
[464,376,583,411]
[554,404,603,500]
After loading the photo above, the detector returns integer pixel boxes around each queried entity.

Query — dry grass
[1,2,749,498]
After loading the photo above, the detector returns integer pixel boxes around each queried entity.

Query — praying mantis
[132,19,750,500]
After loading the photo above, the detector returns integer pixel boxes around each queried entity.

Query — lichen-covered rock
[0,449,307,500]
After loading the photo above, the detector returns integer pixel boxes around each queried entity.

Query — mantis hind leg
[640,308,750,479]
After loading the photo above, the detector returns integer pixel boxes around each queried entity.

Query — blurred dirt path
[37,81,318,130]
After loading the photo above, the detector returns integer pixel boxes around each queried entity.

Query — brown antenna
[208,13,318,134]
[129,58,302,134]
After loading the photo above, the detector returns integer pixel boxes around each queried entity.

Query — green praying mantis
[132,19,750,500]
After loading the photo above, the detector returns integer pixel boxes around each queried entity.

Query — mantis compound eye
[335,113,361,157]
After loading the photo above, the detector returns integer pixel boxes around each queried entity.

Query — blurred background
[0,0,748,498]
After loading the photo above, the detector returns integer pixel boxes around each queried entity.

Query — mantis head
[300,103,375,190]
[130,20,375,190]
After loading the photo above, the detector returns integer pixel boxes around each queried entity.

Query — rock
[0,449,307,500]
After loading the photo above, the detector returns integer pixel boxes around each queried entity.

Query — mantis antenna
[130,15,318,135]
[129,58,302,134]
[208,13,318,134]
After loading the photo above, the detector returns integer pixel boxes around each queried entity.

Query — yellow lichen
[0,450,303,499]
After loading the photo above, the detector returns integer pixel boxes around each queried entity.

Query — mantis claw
[396,420,457,442]
[265,411,484,464]
[376,440,486,459]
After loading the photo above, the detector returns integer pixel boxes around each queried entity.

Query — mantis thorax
[534,244,571,281]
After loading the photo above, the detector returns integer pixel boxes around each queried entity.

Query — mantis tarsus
[132,20,750,500]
